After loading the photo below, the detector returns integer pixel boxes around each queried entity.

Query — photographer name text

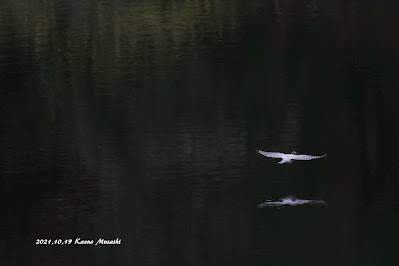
[35,238,121,246]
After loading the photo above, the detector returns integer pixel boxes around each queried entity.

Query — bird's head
[291,151,298,155]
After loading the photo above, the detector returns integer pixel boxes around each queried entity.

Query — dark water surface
[1,0,399,265]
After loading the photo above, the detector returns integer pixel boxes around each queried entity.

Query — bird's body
[257,150,326,164]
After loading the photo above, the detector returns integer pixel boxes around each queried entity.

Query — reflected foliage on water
[1,0,399,265]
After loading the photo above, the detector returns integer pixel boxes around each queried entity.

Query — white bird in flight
[257,150,326,164]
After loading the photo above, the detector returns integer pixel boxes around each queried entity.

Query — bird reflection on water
[258,196,327,207]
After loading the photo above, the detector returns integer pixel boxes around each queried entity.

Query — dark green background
[1,0,398,265]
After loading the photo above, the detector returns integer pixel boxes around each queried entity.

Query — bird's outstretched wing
[257,150,285,158]
[294,154,326,160]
